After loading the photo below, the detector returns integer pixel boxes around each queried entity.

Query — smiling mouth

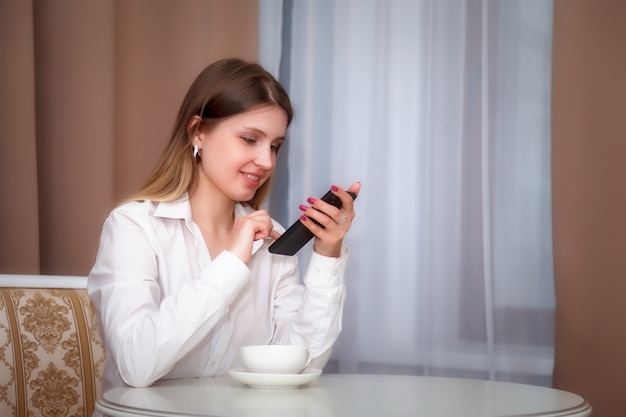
[245,173,261,181]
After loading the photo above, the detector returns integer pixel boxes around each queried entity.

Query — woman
[88,58,360,393]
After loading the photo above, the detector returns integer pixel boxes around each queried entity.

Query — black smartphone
[268,189,357,256]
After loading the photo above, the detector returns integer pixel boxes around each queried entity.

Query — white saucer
[228,368,322,389]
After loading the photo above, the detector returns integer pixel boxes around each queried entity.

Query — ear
[187,115,203,146]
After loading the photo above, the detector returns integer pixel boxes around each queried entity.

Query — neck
[188,182,236,234]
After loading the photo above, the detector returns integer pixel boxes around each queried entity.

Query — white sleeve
[272,246,349,359]
[88,209,249,388]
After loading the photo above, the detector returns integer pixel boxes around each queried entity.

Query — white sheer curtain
[260,0,554,386]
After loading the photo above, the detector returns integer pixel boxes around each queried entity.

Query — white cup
[240,345,312,374]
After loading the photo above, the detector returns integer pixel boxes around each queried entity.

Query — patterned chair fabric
[0,277,105,417]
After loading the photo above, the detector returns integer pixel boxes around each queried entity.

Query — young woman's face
[195,105,288,203]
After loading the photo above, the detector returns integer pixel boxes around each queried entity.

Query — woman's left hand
[298,181,361,257]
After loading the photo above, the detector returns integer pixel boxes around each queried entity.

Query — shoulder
[109,200,158,220]
[103,200,159,231]
[107,195,190,224]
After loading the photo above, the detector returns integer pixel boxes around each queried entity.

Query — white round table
[96,373,591,417]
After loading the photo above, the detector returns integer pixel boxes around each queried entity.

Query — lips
[242,171,265,187]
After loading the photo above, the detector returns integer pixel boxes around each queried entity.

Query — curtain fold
[552,0,626,415]
[0,1,40,272]
[33,0,117,275]
[262,0,556,385]
[0,0,259,275]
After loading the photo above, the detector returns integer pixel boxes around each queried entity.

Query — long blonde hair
[127,58,293,209]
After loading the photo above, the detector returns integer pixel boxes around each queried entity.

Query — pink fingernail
[300,215,308,222]
[299,204,308,212]
[307,197,316,204]
[331,185,339,192]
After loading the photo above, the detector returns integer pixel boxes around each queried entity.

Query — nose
[254,145,275,169]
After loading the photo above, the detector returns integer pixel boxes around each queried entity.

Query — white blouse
[88,194,349,393]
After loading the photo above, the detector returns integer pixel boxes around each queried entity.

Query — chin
[232,191,256,203]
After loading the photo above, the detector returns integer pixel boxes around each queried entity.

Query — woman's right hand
[229,209,280,263]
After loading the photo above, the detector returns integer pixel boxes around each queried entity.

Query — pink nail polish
[331,185,339,192]
[299,204,308,212]
[307,197,316,204]
[300,215,308,222]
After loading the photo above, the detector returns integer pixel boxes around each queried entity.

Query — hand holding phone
[268,189,357,256]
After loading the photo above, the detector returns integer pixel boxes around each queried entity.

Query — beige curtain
[0,0,258,275]
[552,0,626,416]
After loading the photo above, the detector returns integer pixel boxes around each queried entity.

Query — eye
[271,140,284,153]
[242,136,257,145]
